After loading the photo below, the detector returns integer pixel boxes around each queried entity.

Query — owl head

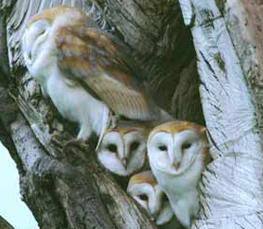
[22,6,97,68]
[147,121,210,228]
[26,6,86,29]
[147,121,209,176]
[127,171,175,225]
[96,124,149,176]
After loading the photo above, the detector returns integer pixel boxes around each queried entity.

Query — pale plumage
[96,123,149,176]
[127,171,182,228]
[22,6,171,141]
[147,121,210,228]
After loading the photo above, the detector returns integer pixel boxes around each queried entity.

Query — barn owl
[22,6,171,142]
[147,121,210,228]
[127,171,183,229]
[96,122,150,176]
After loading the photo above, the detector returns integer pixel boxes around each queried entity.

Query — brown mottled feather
[149,121,206,137]
[128,171,157,187]
[104,125,148,136]
[55,25,158,120]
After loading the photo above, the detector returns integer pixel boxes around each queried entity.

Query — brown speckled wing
[55,26,158,120]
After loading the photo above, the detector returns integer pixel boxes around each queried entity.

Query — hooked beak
[168,148,181,171]
[152,209,160,220]
[173,161,181,170]
[121,158,128,169]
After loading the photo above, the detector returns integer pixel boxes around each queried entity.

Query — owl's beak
[152,209,160,220]
[168,147,181,170]
[121,158,128,169]
[173,161,181,170]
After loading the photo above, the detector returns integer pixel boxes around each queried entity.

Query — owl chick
[147,121,210,228]
[127,171,182,229]
[22,6,171,142]
[96,122,150,176]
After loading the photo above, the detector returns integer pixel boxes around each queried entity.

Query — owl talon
[63,139,89,152]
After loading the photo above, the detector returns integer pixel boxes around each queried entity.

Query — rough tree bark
[0,0,201,228]
[0,216,15,229]
[1,0,262,228]
[178,0,263,228]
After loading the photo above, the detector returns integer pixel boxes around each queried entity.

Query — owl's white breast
[151,154,202,227]
[47,66,108,136]
[155,200,174,225]
[151,153,203,198]
[24,28,108,137]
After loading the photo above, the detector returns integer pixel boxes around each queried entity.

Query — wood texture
[5,0,203,120]
[1,0,157,228]
[172,59,204,124]
[0,0,196,228]
[178,0,263,228]
[3,0,258,228]
[90,0,203,117]
[0,216,14,229]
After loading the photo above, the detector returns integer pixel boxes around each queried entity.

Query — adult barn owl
[22,6,171,141]
[96,123,149,176]
[127,171,182,229]
[147,121,210,228]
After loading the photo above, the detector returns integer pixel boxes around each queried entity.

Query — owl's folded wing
[55,26,159,120]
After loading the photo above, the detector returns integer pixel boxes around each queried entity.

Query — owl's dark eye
[130,141,140,152]
[182,142,191,150]
[139,194,148,201]
[38,30,45,36]
[107,144,117,153]
[158,145,167,151]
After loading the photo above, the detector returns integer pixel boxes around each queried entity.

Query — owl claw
[63,139,89,152]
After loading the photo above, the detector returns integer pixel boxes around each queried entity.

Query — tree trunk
[1,0,262,228]
[0,0,200,228]
[178,0,263,228]
[0,216,15,229]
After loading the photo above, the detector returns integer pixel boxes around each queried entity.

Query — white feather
[148,129,206,228]
[22,18,109,141]
[97,130,146,176]
[127,175,179,226]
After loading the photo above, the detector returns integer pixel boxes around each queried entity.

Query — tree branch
[178,0,263,228]
[0,216,14,229]
[0,0,195,228]
[0,0,229,228]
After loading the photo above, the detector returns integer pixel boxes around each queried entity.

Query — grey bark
[0,0,201,228]
[178,0,263,228]
[0,216,15,229]
[2,0,263,228]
